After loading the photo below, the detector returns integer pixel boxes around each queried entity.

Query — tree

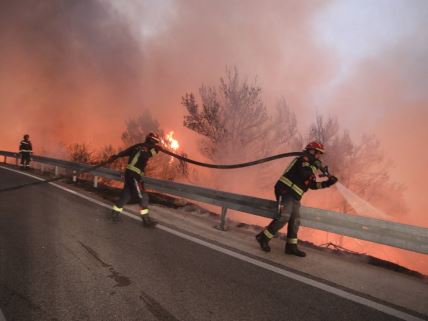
[97,144,124,170]
[308,114,407,214]
[67,143,97,181]
[271,98,300,148]
[121,110,162,147]
[257,98,303,191]
[97,144,117,163]
[306,114,408,245]
[68,143,95,164]
[182,67,269,163]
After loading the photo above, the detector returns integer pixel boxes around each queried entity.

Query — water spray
[335,182,391,220]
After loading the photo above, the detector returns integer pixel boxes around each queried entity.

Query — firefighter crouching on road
[19,134,33,169]
[256,141,338,257]
[108,132,161,227]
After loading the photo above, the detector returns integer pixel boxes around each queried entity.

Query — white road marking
[0,165,425,321]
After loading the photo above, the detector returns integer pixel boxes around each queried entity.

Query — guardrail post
[3,156,6,164]
[15,156,19,167]
[73,170,77,183]
[93,176,98,188]
[215,207,228,231]
[54,166,59,176]
[40,164,44,173]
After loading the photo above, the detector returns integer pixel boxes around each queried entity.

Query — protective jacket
[257,148,337,257]
[19,140,32,153]
[276,152,328,200]
[116,143,159,176]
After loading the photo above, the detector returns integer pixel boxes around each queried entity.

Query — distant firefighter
[108,132,161,227]
[256,141,338,257]
[19,134,33,169]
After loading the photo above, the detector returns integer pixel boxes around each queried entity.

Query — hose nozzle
[319,165,330,177]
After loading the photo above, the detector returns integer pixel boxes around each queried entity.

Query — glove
[329,176,338,184]
[326,176,338,187]
[322,176,338,188]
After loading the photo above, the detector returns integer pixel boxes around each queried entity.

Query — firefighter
[108,132,161,227]
[19,134,33,169]
[255,141,338,257]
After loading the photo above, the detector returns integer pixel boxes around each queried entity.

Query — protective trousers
[264,192,301,243]
[113,170,149,214]
[20,152,31,168]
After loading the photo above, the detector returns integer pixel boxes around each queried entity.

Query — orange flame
[165,131,179,151]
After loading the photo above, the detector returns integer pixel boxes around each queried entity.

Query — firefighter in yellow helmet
[109,133,161,227]
[256,141,338,257]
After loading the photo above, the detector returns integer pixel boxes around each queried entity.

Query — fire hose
[0,148,318,192]
[157,148,333,219]
[158,147,304,169]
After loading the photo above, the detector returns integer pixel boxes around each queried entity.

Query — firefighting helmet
[23,134,29,140]
[305,141,325,154]
[145,132,161,146]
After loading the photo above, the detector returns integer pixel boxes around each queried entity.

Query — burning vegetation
[1,1,426,273]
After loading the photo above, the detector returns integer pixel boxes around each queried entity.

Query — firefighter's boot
[111,210,122,222]
[285,243,306,257]
[142,215,158,228]
[255,231,271,252]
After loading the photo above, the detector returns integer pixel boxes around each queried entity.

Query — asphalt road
[0,167,406,321]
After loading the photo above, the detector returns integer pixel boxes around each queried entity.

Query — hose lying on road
[159,147,303,169]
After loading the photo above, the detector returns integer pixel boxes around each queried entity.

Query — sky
[0,0,427,269]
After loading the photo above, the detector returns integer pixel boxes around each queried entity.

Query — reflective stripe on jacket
[19,140,32,153]
[276,153,324,200]
[118,143,158,176]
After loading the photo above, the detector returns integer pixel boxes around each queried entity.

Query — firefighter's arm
[142,143,161,157]
[109,144,138,161]
[322,176,338,188]
[309,176,338,189]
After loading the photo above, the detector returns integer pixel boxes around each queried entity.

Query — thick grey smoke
[0,0,333,155]
[316,1,428,228]
[0,0,146,153]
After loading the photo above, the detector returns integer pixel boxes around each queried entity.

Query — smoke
[314,1,428,227]
[302,0,428,273]
[0,0,147,155]
[0,0,335,155]
[1,1,427,272]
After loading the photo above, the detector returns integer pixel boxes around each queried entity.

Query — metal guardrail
[1,150,428,255]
